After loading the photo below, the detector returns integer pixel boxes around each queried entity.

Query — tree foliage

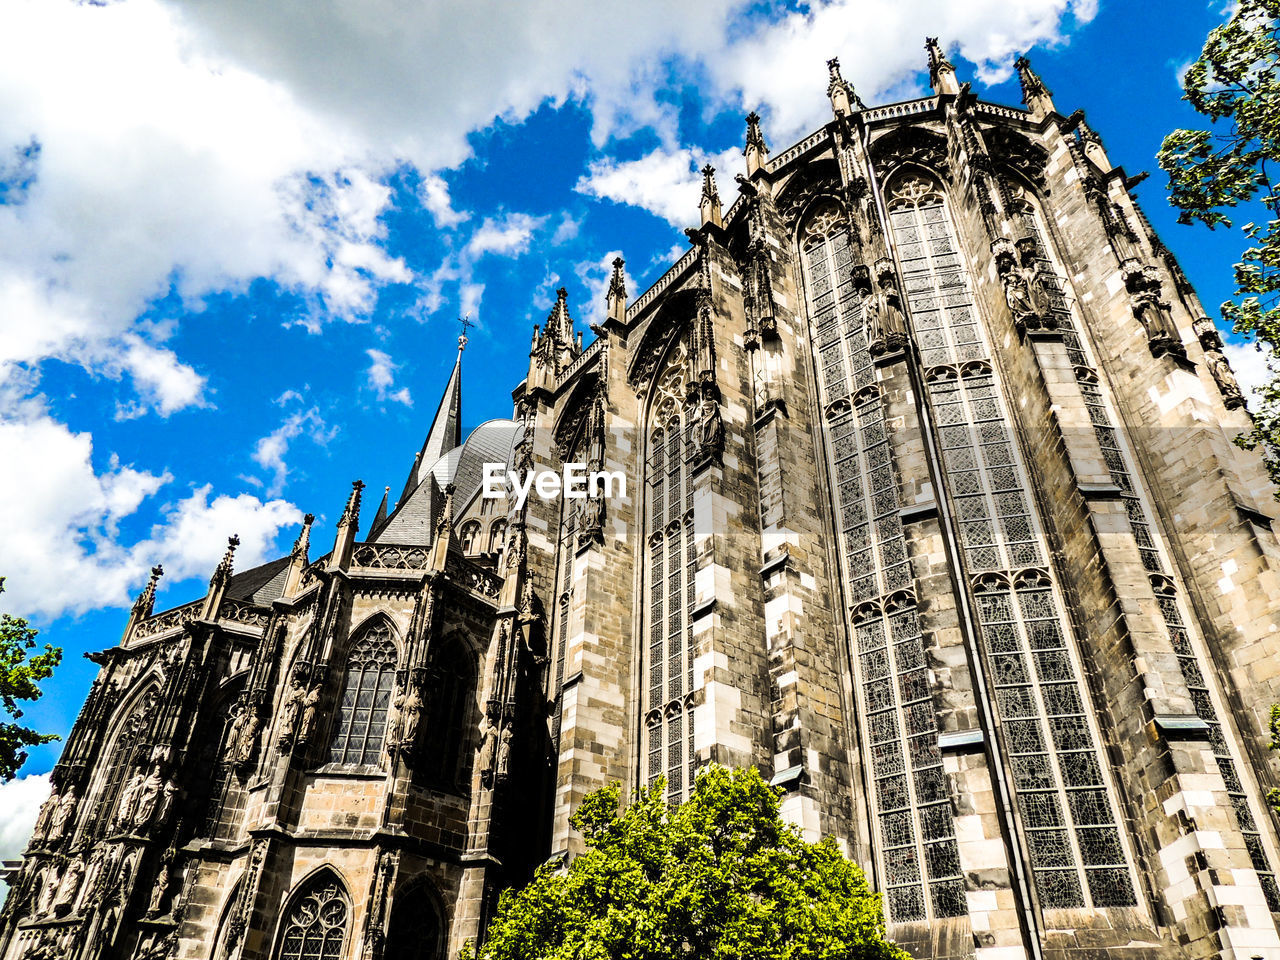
[0,577,61,780]
[464,765,907,960]
[1159,0,1280,485]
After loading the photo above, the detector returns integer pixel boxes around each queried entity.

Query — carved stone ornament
[1122,260,1185,359]
[866,258,910,356]
[1194,316,1247,409]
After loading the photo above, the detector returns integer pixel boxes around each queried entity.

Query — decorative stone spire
[209,536,239,592]
[545,288,574,345]
[699,164,723,229]
[291,513,314,560]
[132,565,163,620]
[605,256,627,328]
[429,482,456,573]
[1014,55,1055,119]
[402,348,463,499]
[371,487,390,534]
[1078,118,1112,172]
[744,111,769,176]
[331,480,364,570]
[925,37,961,96]
[284,513,314,598]
[826,58,864,118]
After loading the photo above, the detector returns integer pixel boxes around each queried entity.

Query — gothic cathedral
[5,41,1280,960]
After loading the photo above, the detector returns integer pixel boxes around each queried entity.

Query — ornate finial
[925,37,960,95]
[699,165,722,228]
[825,57,864,116]
[341,481,365,529]
[210,536,239,591]
[458,314,473,353]
[1014,55,1054,118]
[744,112,769,177]
[606,256,627,329]
[291,513,315,559]
[133,565,164,619]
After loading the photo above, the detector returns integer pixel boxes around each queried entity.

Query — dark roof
[225,555,291,604]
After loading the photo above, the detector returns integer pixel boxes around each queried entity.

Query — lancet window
[419,636,475,790]
[329,621,397,766]
[800,199,964,921]
[275,874,349,960]
[1005,183,1280,909]
[885,171,1136,908]
[644,346,696,804]
[91,685,158,836]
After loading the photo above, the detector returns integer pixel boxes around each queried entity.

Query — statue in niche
[296,682,322,746]
[496,724,513,783]
[47,786,77,843]
[400,683,423,750]
[233,710,261,767]
[477,715,498,787]
[52,857,84,916]
[1124,261,1184,358]
[695,392,724,460]
[277,666,308,747]
[132,765,165,828]
[866,259,909,354]
[1193,316,1247,409]
[115,771,145,830]
[384,689,405,757]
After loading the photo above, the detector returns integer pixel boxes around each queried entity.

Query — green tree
[0,577,61,780]
[463,765,907,960]
[1158,0,1280,486]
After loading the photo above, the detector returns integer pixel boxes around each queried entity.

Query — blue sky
[0,0,1264,817]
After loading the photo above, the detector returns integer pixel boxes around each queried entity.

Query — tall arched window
[386,882,444,959]
[419,636,475,790]
[275,873,348,960]
[329,621,397,766]
[487,520,507,555]
[799,198,964,921]
[644,348,695,804]
[199,692,247,840]
[884,168,1137,909]
[91,685,159,836]
[459,521,481,555]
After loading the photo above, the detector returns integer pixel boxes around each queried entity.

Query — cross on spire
[458,314,473,353]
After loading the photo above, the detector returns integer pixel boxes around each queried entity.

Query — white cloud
[0,402,302,619]
[365,349,413,407]
[420,174,470,229]
[465,213,547,260]
[577,147,741,229]
[0,773,49,862]
[1223,339,1274,408]
[252,400,336,496]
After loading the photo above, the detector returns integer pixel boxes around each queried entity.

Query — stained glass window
[329,621,397,766]
[276,877,348,960]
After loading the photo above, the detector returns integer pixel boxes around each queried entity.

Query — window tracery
[329,621,397,767]
[885,172,1137,908]
[275,876,348,960]
[801,199,964,921]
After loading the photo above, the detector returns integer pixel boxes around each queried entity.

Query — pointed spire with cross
[457,314,473,355]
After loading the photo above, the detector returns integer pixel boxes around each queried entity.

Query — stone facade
[4,41,1280,960]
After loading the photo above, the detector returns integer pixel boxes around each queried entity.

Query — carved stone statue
[115,771,145,829]
[695,394,724,459]
[578,492,603,542]
[1193,315,1247,409]
[30,790,57,844]
[400,685,423,748]
[867,259,909,354]
[234,711,262,767]
[36,865,59,916]
[147,849,176,917]
[496,724,514,782]
[132,766,165,827]
[277,669,308,746]
[384,691,405,757]
[223,704,250,764]
[47,786,77,842]
[52,857,83,915]
[296,684,322,746]
[81,848,106,904]
[477,716,498,786]
[1124,261,1184,358]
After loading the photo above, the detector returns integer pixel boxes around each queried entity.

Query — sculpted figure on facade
[477,714,498,787]
[46,785,77,843]
[1193,315,1247,409]
[1123,260,1184,358]
[52,857,83,916]
[277,665,308,747]
[867,258,909,355]
[400,683,423,750]
[132,765,165,828]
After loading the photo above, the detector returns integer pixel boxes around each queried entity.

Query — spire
[700,164,722,229]
[826,58,864,118]
[371,487,390,534]
[132,565,163,619]
[1014,55,1055,118]
[606,256,627,328]
[744,112,769,176]
[330,480,364,570]
[291,513,314,560]
[546,288,575,345]
[209,536,239,592]
[283,513,314,598]
[925,37,961,96]
[404,347,463,494]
